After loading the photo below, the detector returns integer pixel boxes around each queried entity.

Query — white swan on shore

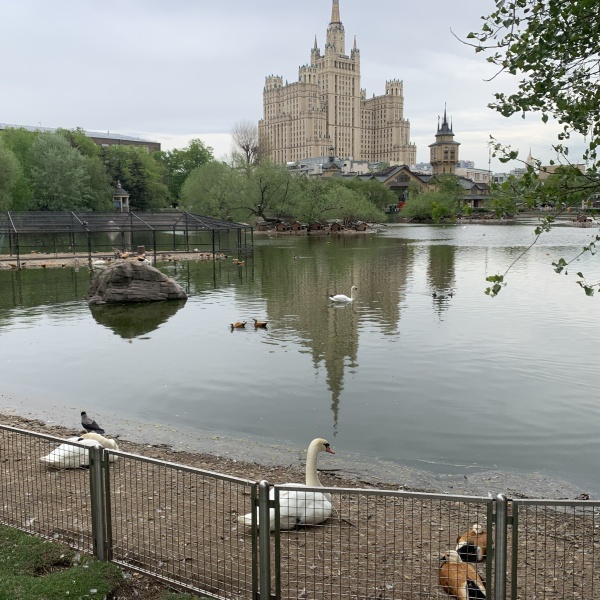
[80,432,119,462]
[238,438,335,531]
[329,286,358,303]
[40,436,102,469]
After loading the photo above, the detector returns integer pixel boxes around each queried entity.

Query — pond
[1,223,599,497]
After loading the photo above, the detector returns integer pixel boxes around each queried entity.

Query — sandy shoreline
[0,250,227,270]
[0,393,592,500]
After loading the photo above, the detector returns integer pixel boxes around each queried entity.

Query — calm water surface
[1,223,599,495]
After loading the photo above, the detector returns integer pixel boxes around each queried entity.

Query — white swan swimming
[40,436,102,469]
[238,438,335,531]
[329,286,358,303]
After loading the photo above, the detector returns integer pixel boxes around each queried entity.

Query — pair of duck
[231,319,268,329]
[439,524,488,599]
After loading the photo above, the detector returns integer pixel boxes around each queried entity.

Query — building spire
[436,104,453,135]
[331,0,341,23]
[314,35,318,49]
[326,0,345,54]
[353,34,357,51]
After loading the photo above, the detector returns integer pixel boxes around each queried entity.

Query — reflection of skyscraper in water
[261,239,415,431]
[427,245,456,317]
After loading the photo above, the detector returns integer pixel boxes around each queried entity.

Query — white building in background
[259,0,416,166]
[455,166,490,185]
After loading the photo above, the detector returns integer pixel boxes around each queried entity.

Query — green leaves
[552,257,568,274]
[485,274,505,297]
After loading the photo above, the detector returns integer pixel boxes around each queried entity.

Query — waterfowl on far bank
[329,286,358,303]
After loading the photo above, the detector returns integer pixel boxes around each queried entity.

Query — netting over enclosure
[0,211,254,263]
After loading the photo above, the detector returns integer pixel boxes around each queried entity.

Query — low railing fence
[1,424,600,599]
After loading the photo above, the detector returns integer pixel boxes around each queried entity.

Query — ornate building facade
[259,1,416,166]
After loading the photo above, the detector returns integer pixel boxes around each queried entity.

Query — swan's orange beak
[326,447,335,454]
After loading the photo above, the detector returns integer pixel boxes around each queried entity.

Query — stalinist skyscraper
[259,0,416,166]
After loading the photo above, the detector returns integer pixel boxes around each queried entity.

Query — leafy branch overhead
[464,0,600,296]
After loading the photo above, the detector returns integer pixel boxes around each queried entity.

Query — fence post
[89,446,108,561]
[258,480,272,600]
[494,493,508,600]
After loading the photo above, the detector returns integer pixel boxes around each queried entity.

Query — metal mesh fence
[3,424,600,600]
[107,449,258,599]
[274,485,493,599]
[511,499,600,600]
[0,427,94,553]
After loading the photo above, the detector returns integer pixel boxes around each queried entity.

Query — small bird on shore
[81,411,105,434]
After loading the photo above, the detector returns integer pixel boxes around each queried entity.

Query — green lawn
[0,523,202,599]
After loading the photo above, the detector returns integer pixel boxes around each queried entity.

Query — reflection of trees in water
[254,237,415,431]
[0,268,91,312]
[89,300,187,339]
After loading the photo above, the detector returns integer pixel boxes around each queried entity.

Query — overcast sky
[1,0,585,172]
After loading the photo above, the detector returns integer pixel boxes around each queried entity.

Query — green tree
[334,185,386,224]
[466,0,600,294]
[0,139,21,210]
[401,174,463,223]
[82,156,113,211]
[342,178,398,212]
[101,145,168,211]
[29,133,91,211]
[0,127,36,209]
[291,177,338,223]
[56,128,113,210]
[156,138,214,203]
[241,161,296,220]
[56,127,100,158]
[181,161,243,220]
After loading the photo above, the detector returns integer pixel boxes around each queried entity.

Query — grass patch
[0,524,203,599]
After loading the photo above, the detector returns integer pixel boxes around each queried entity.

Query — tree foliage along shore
[465,0,600,296]
[0,126,393,225]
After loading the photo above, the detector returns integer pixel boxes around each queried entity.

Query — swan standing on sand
[238,438,335,531]
[329,286,358,303]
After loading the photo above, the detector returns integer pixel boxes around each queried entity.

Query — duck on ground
[439,550,486,599]
[456,523,488,563]
[329,286,358,303]
[238,438,335,531]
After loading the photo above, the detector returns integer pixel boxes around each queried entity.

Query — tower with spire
[259,0,416,166]
[428,106,460,175]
